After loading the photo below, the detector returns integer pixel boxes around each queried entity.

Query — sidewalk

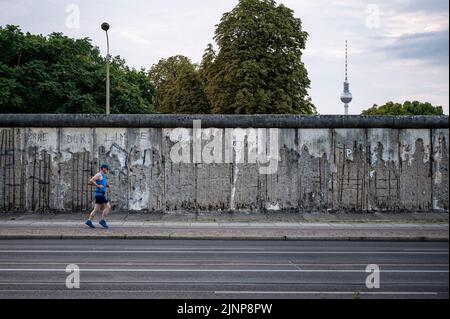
[0,212,448,241]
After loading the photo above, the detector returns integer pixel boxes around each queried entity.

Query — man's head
[100,164,110,174]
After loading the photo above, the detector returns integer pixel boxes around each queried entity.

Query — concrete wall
[0,115,448,213]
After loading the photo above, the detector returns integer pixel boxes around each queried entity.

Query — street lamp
[101,22,111,115]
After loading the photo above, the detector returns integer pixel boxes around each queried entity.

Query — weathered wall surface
[0,115,448,213]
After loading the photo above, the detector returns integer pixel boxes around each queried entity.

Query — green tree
[0,25,155,114]
[109,57,156,114]
[149,55,210,114]
[362,101,444,116]
[205,0,316,114]
[200,43,216,86]
[165,69,211,114]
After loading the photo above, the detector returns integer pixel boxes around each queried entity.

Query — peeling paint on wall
[432,129,449,211]
[332,129,368,211]
[399,129,432,210]
[367,129,400,211]
[400,129,431,165]
[0,126,448,213]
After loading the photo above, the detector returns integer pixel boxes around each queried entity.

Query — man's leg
[89,204,101,221]
[99,202,111,229]
[85,204,101,228]
[102,203,111,220]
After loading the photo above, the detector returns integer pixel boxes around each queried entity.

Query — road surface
[0,239,448,299]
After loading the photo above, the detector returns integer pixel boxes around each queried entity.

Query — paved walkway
[0,212,448,241]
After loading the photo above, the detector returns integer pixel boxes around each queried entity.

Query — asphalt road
[0,240,448,299]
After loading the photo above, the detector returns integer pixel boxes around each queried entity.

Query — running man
[85,164,111,229]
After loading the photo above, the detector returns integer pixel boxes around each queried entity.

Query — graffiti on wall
[0,127,448,212]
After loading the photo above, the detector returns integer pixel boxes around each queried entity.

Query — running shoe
[85,220,95,229]
[99,219,109,229]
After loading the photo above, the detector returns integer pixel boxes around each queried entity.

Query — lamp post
[101,22,111,115]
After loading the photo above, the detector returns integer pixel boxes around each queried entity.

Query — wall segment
[0,115,448,213]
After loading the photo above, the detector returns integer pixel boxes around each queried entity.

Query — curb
[0,234,448,241]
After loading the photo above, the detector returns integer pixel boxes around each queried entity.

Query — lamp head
[101,22,110,32]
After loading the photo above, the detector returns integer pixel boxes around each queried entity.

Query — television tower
[340,40,352,115]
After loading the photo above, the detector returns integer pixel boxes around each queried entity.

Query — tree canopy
[361,101,444,116]
[2,0,317,115]
[0,25,155,114]
[148,55,210,114]
[204,0,316,114]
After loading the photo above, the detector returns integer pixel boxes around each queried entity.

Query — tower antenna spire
[340,40,353,115]
[345,40,348,81]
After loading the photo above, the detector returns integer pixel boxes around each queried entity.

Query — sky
[1,0,449,115]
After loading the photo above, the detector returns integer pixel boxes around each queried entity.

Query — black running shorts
[95,194,109,205]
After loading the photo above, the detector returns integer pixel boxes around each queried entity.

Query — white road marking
[0,262,447,267]
[0,268,447,273]
[0,280,446,284]
[0,282,447,286]
[0,289,210,294]
[404,249,449,251]
[0,250,447,255]
[214,291,439,296]
[0,289,441,297]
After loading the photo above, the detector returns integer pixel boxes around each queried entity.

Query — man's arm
[88,173,102,189]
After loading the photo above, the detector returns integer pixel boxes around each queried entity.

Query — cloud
[0,0,32,20]
[382,30,449,65]
[398,0,449,13]
[117,30,153,46]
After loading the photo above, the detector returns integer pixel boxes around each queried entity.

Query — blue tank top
[95,173,107,195]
